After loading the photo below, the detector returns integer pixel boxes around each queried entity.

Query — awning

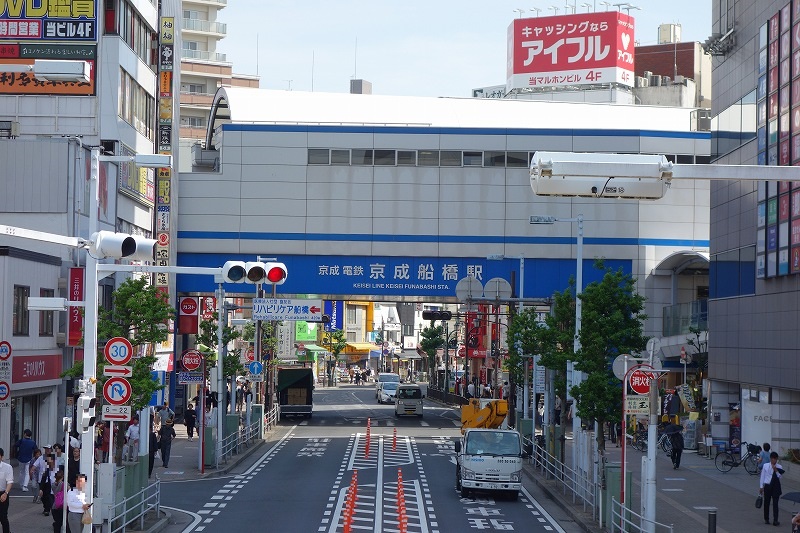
[303,344,327,352]
[346,342,376,352]
[400,353,422,360]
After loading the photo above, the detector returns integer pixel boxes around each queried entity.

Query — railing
[107,479,160,533]
[182,18,227,35]
[181,49,228,63]
[609,497,674,533]
[426,387,470,406]
[662,299,707,337]
[526,437,597,519]
[265,404,279,432]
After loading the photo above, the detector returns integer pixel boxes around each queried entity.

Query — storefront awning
[346,342,376,352]
[303,344,327,352]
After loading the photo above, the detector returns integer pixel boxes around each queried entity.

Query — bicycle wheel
[660,437,672,454]
[634,436,647,452]
[744,454,760,475]
[715,451,735,472]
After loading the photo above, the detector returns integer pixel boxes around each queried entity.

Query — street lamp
[530,214,584,470]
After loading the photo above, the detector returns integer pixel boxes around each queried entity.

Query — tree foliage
[323,329,348,359]
[62,276,175,412]
[419,323,444,384]
[570,261,648,451]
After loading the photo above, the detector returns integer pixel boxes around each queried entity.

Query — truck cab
[455,428,525,500]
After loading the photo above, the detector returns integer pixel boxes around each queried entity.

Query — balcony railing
[182,18,227,35]
[662,299,707,337]
[182,49,227,62]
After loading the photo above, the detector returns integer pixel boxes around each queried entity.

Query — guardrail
[525,436,597,519]
[265,404,279,431]
[609,497,674,533]
[107,479,160,533]
[426,387,470,406]
[215,415,269,467]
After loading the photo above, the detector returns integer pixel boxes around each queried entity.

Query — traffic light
[89,230,156,261]
[78,395,97,433]
[221,261,288,285]
[422,310,452,321]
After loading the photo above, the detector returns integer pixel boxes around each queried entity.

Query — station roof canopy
[206,87,703,150]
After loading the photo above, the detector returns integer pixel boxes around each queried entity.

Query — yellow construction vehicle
[460,398,508,433]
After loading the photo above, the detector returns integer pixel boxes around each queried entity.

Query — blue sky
[218,1,712,98]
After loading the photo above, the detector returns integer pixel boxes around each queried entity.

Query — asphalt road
[160,384,582,533]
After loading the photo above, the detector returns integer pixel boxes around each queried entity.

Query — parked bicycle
[630,429,673,455]
[714,441,760,474]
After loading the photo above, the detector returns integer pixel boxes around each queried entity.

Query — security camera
[591,186,598,194]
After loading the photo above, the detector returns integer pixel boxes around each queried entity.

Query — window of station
[331,149,350,165]
[484,151,506,167]
[308,149,330,164]
[418,150,440,166]
[374,150,396,165]
[440,151,462,166]
[13,285,29,336]
[352,149,374,165]
[397,150,416,166]
[507,152,527,167]
[463,151,483,166]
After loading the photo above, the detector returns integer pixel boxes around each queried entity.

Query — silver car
[377,381,399,404]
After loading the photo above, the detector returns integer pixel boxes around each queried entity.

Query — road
[160,384,581,532]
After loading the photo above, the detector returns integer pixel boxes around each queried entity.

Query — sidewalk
[526,432,800,533]
[4,417,277,532]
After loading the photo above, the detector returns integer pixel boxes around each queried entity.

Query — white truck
[454,400,527,500]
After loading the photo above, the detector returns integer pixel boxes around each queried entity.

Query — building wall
[709,0,800,455]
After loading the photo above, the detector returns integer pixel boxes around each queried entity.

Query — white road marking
[520,486,568,533]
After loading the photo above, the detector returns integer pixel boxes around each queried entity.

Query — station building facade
[176,87,711,393]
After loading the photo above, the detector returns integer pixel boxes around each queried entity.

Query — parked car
[377,382,399,404]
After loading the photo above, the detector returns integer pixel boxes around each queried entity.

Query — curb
[144,508,171,533]
[523,463,603,533]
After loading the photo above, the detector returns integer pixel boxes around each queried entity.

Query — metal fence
[525,436,597,519]
[107,479,160,533]
[216,416,267,467]
[265,404,279,431]
[609,497,674,533]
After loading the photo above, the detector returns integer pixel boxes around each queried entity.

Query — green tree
[570,261,648,452]
[419,324,444,386]
[62,277,175,465]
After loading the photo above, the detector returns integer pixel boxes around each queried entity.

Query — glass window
[13,285,29,336]
[506,152,528,168]
[374,150,396,166]
[352,149,373,165]
[463,151,482,166]
[484,151,505,167]
[441,151,462,166]
[39,288,54,337]
[308,149,329,165]
[331,149,350,165]
[397,150,416,166]
[418,150,439,166]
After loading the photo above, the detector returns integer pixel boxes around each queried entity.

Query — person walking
[668,425,685,469]
[184,403,197,442]
[66,473,91,533]
[50,468,65,533]
[0,448,14,533]
[67,446,80,488]
[158,419,176,469]
[125,416,140,461]
[15,429,36,492]
[29,448,44,503]
[760,451,785,526]
[157,402,174,427]
[758,442,771,472]
[148,427,159,478]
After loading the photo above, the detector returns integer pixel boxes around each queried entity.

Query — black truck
[277,367,314,419]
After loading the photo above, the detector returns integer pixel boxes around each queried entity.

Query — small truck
[277,367,314,419]
[455,399,526,500]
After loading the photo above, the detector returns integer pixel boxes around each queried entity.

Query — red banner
[178,297,199,334]
[507,11,634,90]
[13,354,62,384]
[67,267,84,347]
[200,296,216,320]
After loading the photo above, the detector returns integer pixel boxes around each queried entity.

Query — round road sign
[104,337,133,365]
[0,381,9,401]
[182,350,203,371]
[629,369,654,395]
[157,233,169,246]
[245,347,255,362]
[103,377,132,406]
[0,341,11,361]
[180,297,198,315]
[248,361,263,375]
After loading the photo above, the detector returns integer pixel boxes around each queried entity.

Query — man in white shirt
[0,448,14,533]
[66,473,91,533]
[467,381,475,398]
[759,451,784,526]
[125,416,141,461]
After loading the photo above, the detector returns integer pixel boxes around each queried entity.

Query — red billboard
[13,353,62,384]
[507,11,635,91]
[67,267,83,347]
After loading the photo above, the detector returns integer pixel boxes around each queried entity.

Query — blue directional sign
[248,361,264,375]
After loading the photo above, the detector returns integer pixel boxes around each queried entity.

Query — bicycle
[630,429,673,455]
[714,441,760,474]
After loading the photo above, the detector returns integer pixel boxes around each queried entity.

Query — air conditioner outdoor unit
[191,142,218,168]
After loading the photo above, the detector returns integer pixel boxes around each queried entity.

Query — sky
[217,1,712,98]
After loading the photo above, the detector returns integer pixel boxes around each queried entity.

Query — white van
[395,384,425,417]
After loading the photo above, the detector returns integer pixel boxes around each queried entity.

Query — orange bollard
[393,427,397,451]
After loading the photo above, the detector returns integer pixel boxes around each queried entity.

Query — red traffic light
[264,262,287,285]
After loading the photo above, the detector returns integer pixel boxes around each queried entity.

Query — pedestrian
[38,454,54,516]
[668,425,684,469]
[125,416,140,461]
[158,419,176,468]
[467,381,475,398]
[30,448,44,502]
[760,451,784,526]
[15,429,36,492]
[554,396,562,425]
[235,383,243,412]
[502,381,510,400]
[184,403,197,441]
[244,383,253,427]
[65,473,91,533]
[355,371,361,385]
[67,446,80,488]
[0,448,13,533]
[148,427,159,478]
[50,468,65,533]
[758,442,771,472]
[157,401,174,427]
[53,444,65,471]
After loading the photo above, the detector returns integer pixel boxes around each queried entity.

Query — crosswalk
[297,418,462,428]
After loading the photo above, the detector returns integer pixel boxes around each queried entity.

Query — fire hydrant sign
[252,298,323,321]
[628,369,654,395]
